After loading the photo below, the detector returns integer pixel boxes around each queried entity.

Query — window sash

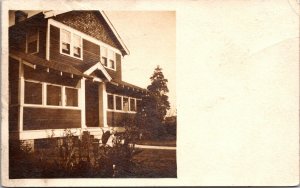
[24,81,42,105]
[115,96,122,110]
[123,97,129,111]
[47,85,62,106]
[65,87,78,107]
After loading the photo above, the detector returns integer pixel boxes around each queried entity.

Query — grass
[136,135,176,147]
[118,149,177,178]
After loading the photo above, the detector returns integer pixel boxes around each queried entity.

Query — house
[9,10,146,145]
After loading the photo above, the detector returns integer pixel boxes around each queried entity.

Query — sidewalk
[135,144,176,150]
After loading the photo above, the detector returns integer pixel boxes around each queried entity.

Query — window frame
[24,80,43,105]
[101,47,116,71]
[106,93,138,113]
[23,79,79,110]
[59,28,83,60]
[26,28,39,54]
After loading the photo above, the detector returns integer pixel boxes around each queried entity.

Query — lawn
[118,149,177,178]
[136,135,176,147]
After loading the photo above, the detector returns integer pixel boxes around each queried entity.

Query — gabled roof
[43,10,130,56]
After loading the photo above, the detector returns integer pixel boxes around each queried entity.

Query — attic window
[26,28,39,54]
[60,29,82,59]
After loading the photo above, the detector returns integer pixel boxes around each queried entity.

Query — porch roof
[10,50,89,78]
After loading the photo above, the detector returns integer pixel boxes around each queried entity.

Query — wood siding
[105,53,122,81]
[49,25,122,81]
[23,107,81,130]
[9,107,19,131]
[9,58,19,105]
[107,111,136,127]
[53,11,122,50]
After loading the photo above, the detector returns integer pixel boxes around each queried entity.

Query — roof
[44,10,130,56]
[10,49,85,76]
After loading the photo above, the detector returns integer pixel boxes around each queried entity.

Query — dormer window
[26,28,39,54]
[60,29,82,59]
[101,46,116,71]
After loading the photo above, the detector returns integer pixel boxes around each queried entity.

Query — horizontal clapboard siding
[23,107,81,130]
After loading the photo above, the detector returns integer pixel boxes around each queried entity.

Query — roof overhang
[83,62,112,82]
[43,10,130,56]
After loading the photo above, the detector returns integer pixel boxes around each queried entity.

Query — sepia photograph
[2,0,299,187]
[8,10,176,179]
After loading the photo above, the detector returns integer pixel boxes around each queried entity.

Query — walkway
[135,144,176,150]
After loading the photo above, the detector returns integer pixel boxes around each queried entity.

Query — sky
[9,11,176,115]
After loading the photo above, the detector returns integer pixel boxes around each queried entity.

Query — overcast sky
[9,11,176,115]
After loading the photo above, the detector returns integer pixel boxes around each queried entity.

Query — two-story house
[9,10,145,144]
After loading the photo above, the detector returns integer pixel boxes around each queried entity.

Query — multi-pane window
[65,87,78,107]
[130,98,136,111]
[24,81,42,104]
[24,80,78,108]
[47,85,62,106]
[123,97,129,111]
[101,47,115,70]
[60,29,82,59]
[115,96,122,110]
[107,94,114,109]
[27,28,39,54]
[107,94,138,112]
[61,29,71,55]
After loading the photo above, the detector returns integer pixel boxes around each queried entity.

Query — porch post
[99,82,108,127]
[80,78,87,128]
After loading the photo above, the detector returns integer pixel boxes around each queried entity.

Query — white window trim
[26,28,39,54]
[49,19,122,56]
[101,47,116,71]
[106,93,139,113]
[59,28,83,60]
[24,79,80,110]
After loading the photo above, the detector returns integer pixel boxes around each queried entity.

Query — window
[24,81,42,104]
[73,34,81,58]
[136,99,141,112]
[27,28,39,54]
[102,57,107,67]
[60,29,82,59]
[123,97,129,111]
[61,29,71,55]
[130,98,136,111]
[115,96,122,110]
[47,85,62,106]
[65,88,78,107]
[101,47,116,70]
[107,94,114,109]
[108,49,115,70]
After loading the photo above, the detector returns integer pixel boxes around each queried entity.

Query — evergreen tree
[136,66,170,138]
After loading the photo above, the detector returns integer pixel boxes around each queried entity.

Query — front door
[85,80,99,127]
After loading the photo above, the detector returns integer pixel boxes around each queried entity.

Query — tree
[136,66,170,138]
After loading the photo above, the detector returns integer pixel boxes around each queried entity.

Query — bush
[9,127,142,178]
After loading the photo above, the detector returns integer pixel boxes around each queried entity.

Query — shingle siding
[53,11,122,50]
